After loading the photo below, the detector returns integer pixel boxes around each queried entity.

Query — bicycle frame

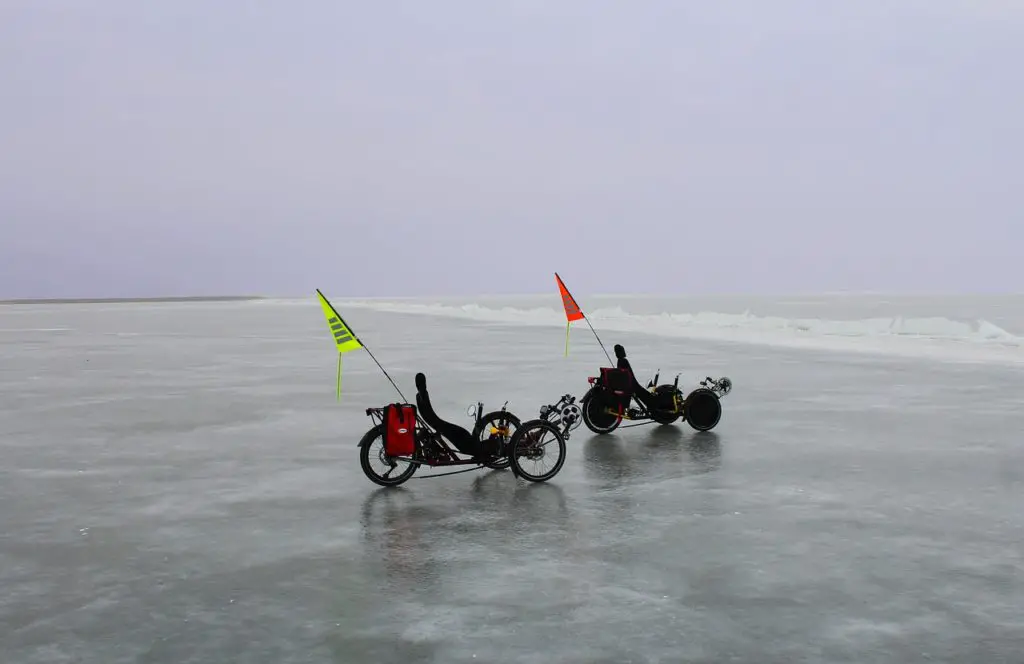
[363,401,520,468]
[585,376,680,420]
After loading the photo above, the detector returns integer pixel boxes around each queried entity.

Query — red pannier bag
[599,367,632,411]
[383,403,417,456]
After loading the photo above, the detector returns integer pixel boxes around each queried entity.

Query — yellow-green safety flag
[316,289,364,399]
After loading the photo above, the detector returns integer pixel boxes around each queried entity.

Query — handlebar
[539,393,576,416]
[466,399,510,420]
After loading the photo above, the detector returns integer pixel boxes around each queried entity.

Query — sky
[1,0,1021,298]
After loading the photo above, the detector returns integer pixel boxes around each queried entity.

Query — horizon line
[2,290,1023,305]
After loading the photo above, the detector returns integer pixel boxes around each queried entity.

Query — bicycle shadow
[360,470,573,569]
[468,468,571,522]
[581,426,722,486]
[358,486,441,586]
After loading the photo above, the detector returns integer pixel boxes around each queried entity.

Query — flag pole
[358,343,408,403]
[583,314,612,365]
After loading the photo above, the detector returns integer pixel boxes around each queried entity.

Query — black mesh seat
[615,356,656,410]
[414,373,484,457]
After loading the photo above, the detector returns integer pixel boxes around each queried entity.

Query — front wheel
[683,388,722,432]
[358,425,420,487]
[582,389,622,434]
[508,420,567,483]
[471,410,521,470]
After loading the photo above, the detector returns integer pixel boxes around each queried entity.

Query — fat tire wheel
[582,390,622,434]
[359,425,419,487]
[683,388,722,432]
[471,410,521,470]
[650,385,682,425]
[509,420,567,483]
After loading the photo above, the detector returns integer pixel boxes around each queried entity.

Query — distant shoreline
[1,291,1019,306]
[0,296,268,305]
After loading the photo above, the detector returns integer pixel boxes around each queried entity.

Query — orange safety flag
[556,272,584,322]
[555,272,584,355]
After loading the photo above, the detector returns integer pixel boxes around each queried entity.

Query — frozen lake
[1,296,1022,663]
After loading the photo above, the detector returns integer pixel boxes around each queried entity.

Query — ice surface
[1,298,1023,663]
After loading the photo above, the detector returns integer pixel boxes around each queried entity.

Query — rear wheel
[509,420,567,482]
[471,410,521,470]
[683,388,722,431]
[582,390,622,434]
[358,425,419,487]
[650,385,682,425]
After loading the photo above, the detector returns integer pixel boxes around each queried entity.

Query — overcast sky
[1,0,1021,298]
